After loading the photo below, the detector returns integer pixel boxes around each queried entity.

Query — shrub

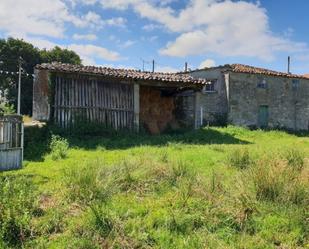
[50,135,69,160]
[228,148,251,169]
[0,176,38,247]
[0,102,14,114]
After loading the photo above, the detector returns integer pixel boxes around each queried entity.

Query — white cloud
[199,59,216,68]
[157,0,308,60]
[119,40,136,49]
[0,0,106,38]
[68,44,122,64]
[77,11,104,28]
[108,36,136,48]
[100,0,139,10]
[99,0,309,61]
[141,36,158,43]
[0,0,126,39]
[142,23,162,31]
[73,33,97,41]
[24,37,58,50]
[105,17,127,27]
[14,35,122,65]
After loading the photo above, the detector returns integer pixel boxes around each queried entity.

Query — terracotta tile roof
[225,64,308,79]
[36,62,207,85]
[194,63,309,80]
[303,74,309,78]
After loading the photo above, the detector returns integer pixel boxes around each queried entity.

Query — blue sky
[1,0,309,74]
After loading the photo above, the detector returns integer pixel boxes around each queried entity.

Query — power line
[0,70,34,77]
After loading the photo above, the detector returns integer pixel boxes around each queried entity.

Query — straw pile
[140,86,176,134]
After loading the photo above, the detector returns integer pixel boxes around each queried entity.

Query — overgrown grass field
[1,126,308,248]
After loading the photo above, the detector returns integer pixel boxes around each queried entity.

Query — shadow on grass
[24,125,250,162]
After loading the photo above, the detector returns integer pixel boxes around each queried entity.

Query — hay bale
[139,86,177,134]
[146,121,160,135]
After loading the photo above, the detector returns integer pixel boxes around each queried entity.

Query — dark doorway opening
[258,105,269,128]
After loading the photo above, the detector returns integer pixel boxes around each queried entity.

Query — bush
[0,176,38,247]
[228,148,251,169]
[50,135,69,160]
[0,102,15,114]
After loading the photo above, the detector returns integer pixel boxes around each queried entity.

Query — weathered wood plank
[52,75,135,130]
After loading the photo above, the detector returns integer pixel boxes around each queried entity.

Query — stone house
[33,62,207,134]
[190,64,309,131]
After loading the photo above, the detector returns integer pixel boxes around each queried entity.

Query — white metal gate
[0,115,24,171]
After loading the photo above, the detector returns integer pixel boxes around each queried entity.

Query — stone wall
[228,72,309,131]
[190,68,228,125]
[32,69,50,121]
[174,90,195,127]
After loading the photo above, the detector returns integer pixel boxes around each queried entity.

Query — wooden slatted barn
[33,63,207,134]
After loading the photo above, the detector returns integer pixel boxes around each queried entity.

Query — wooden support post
[133,83,140,131]
[194,91,202,129]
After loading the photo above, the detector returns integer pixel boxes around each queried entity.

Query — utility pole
[287,56,291,74]
[185,62,188,72]
[152,60,155,73]
[17,57,22,115]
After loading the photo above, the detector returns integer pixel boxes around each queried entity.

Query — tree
[40,46,81,65]
[0,38,81,115]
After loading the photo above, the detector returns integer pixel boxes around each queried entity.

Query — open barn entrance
[139,86,195,134]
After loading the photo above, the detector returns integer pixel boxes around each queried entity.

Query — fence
[0,115,23,171]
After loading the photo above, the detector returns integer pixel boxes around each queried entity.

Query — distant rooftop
[196,63,309,80]
[36,62,207,85]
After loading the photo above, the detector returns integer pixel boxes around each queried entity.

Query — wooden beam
[133,83,140,132]
[194,91,202,129]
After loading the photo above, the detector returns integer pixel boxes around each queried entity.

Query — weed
[34,208,66,235]
[159,150,169,163]
[171,160,189,179]
[252,156,308,205]
[228,148,251,169]
[64,162,113,205]
[0,175,38,247]
[50,134,69,160]
[89,204,114,238]
[283,147,305,171]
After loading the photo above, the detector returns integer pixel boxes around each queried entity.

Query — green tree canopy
[0,38,81,115]
[40,46,81,65]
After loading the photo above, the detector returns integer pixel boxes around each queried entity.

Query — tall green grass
[2,126,308,248]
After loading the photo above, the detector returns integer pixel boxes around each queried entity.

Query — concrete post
[194,91,202,129]
[133,83,140,131]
